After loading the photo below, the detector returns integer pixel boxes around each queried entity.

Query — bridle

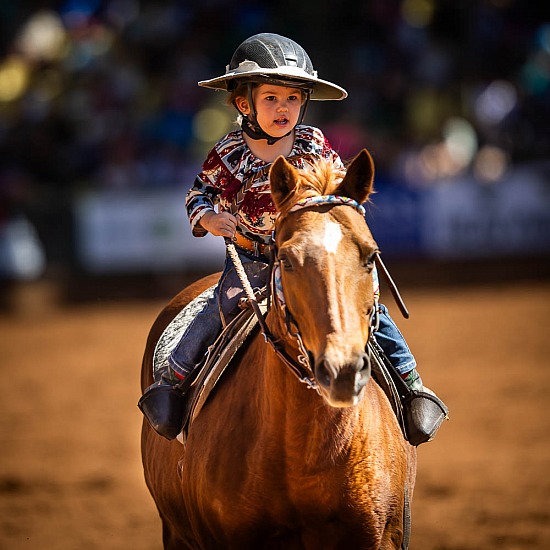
[227,194,380,393]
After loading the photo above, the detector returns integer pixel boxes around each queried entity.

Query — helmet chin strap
[240,114,286,145]
[238,84,311,146]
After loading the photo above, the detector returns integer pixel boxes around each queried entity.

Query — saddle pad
[184,305,262,429]
[175,304,262,444]
[152,285,216,381]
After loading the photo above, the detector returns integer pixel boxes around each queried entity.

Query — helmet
[198,33,347,101]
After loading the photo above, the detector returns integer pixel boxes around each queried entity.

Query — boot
[138,369,189,440]
[400,369,448,446]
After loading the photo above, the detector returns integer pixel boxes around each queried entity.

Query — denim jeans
[169,251,416,378]
[169,250,267,378]
[374,303,417,375]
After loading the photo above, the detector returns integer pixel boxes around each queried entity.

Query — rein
[225,238,319,391]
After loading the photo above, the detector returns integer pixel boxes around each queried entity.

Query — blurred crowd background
[0,0,549,290]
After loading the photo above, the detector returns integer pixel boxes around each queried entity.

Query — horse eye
[279,255,293,271]
[362,252,376,272]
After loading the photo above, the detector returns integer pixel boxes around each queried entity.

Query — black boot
[138,370,189,440]
[401,369,448,446]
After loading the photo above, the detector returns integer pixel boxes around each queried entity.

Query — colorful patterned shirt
[186,125,344,244]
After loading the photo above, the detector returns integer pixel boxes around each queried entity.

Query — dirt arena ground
[1,274,549,549]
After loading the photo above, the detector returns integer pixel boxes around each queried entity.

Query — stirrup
[138,381,186,440]
[402,390,448,446]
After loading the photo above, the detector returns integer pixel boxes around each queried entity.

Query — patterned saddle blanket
[152,285,216,383]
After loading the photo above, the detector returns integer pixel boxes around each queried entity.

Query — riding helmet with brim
[198,33,347,101]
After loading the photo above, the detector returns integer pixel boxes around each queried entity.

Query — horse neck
[258,311,368,466]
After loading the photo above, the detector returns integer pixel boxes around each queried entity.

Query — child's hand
[200,211,238,238]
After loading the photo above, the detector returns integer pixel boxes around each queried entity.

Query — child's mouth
[274,118,289,127]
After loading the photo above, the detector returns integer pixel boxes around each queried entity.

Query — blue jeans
[169,251,416,378]
[169,250,267,378]
[374,304,416,375]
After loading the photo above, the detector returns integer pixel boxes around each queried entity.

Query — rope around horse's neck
[224,237,274,337]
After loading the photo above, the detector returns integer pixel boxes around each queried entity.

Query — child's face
[239,84,304,139]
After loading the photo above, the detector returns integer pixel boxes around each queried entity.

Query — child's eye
[288,95,299,101]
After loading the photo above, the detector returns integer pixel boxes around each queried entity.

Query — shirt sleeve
[186,179,216,237]
[185,145,226,237]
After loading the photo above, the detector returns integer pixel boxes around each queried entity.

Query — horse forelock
[299,158,346,195]
[285,157,373,216]
[274,158,345,216]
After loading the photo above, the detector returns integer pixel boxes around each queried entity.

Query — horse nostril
[358,352,371,375]
[356,352,371,388]
[315,360,333,388]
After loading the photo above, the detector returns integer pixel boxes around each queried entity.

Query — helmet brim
[198,65,347,101]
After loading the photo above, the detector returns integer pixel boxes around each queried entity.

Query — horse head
[269,150,377,408]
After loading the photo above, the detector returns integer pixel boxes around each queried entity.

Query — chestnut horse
[140,150,417,549]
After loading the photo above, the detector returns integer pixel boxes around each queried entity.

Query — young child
[139,33,445,441]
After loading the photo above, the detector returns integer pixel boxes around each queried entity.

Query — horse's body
[141,151,417,549]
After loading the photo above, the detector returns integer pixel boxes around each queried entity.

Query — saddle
[178,303,262,442]
[152,285,446,445]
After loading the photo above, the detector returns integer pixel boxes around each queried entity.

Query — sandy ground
[0,278,549,549]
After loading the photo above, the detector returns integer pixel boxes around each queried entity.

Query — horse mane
[272,157,346,216]
[295,157,347,196]
[275,155,372,216]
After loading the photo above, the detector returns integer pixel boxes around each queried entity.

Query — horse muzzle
[314,350,371,408]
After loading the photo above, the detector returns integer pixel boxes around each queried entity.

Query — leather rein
[225,237,320,392]
[226,194,409,391]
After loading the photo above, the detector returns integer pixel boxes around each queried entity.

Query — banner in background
[73,162,550,274]
[74,189,225,273]
[422,163,550,258]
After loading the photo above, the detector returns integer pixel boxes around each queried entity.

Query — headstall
[228,195,376,392]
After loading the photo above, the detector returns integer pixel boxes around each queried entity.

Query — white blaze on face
[323,220,343,254]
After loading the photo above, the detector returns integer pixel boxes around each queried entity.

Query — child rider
[139,33,447,443]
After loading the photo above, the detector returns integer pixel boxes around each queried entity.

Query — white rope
[225,240,257,303]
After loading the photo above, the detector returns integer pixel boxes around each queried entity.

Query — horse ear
[269,156,300,210]
[336,149,375,204]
